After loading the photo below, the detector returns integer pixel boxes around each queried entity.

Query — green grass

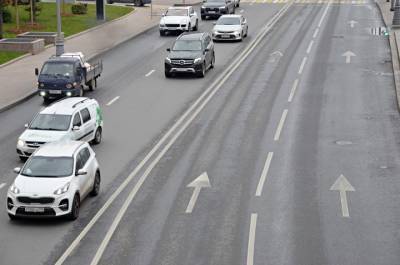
[0,3,133,64]
[0,51,26,65]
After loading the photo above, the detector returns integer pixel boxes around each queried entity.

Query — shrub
[2,8,11,23]
[71,3,87,15]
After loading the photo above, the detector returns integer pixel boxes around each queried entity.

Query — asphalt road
[1,1,400,265]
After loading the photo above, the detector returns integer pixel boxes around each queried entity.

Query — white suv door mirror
[76,169,87,176]
[24,123,29,128]
[72,126,80,131]
[14,167,21,174]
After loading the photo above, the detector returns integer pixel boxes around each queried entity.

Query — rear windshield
[21,156,74,178]
[217,17,240,25]
[173,40,202,51]
[166,9,188,16]
[41,62,74,78]
[29,114,72,131]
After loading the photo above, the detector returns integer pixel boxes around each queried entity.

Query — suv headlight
[17,139,25,147]
[194,57,202,64]
[165,57,171,63]
[10,184,20,195]
[54,182,70,195]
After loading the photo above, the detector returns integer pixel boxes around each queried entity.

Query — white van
[16,97,103,160]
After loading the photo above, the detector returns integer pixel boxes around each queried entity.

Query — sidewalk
[0,1,200,112]
[376,0,400,109]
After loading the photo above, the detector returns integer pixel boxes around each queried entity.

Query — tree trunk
[30,0,33,25]
[15,0,19,30]
[0,0,4,39]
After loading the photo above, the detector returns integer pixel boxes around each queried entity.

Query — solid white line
[306,40,314,54]
[298,57,308,75]
[246,213,258,265]
[288,78,299,102]
[313,28,319,38]
[255,152,273,196]
[55,3,294,265]
[317,0,331,27]
[145,69,155,77]
[0,183,6,190]
[106,96,120,106]
[274,109,288,141]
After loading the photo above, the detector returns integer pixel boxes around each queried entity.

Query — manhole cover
[335,140,353,145]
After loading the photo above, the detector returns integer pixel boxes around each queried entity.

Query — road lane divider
[298,56,308,75]
[255,152,273,196]
[317,0,331,27]
[106,96,120,106]
[246,213,258,265]
[145,69,155,77]
[306,40,314,54]
[274,109,288,141]
[313,28,319,38]
[288,78,299,102]
[55,3,294,265]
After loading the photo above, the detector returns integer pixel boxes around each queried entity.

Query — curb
[0,7,135,69]
[376,1,400,111]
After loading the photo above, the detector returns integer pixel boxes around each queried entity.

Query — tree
[14,0,19,30]
[0,0,4,39]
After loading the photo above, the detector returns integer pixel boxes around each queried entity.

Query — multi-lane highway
[1,1,400,265]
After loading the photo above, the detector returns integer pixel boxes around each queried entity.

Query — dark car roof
[46,56,79,63]
[178,32,207,41]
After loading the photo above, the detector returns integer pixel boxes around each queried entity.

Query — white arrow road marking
[0,183,6,190]
[255,152,273,196]
[106,96,120,106]
[185,172,211,213]
[274,109,288,141]
[348,20,358,28]
[342,51,356,64]
[145,69,155,77]
[246,213,258,265]
[288,78,299,102]
[268,51,283,63]
[330,174,355,217]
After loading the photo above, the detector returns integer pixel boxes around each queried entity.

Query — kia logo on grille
[180,60,185,65]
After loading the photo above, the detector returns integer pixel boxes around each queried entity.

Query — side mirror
[205,48,210,52]
[243,19,247,25]
[35,68,39,76]
[76,169,87,176]
[161,13,165,17]
[72,126,80,131]
[13,167,21,174]
[24,123,29,128]
[166,48,171,52]
[212,22,216,25]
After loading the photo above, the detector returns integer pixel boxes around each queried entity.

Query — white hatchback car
[212,14,248,41]
[16,97,103,161]
[7,141,100,220]
[159,6,199,36]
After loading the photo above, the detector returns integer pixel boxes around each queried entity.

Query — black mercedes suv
[165,32,215,78]
[201,0,235,20]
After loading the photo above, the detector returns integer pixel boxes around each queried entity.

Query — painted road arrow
[330,174,355,217]
[342,51,356,64]
[348,20,358,28]
[185,172,211,214]
[268,51,283,63]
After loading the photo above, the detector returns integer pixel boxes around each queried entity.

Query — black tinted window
[73,113,82,127]
[80,148,91,166]
[81,108,91,123]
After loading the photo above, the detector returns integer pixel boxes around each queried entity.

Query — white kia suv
[7,141,100,220]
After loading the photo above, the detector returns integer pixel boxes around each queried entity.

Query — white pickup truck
[159,6,199,36]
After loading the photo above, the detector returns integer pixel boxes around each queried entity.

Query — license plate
[49,90,62,94]
[208,10,216,13]
[221,34,230,38]
[176,68,189,72]
[25,207,44,213]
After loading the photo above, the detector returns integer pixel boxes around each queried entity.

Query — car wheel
[90,171,101,197]
[201,15,206,20]
[107,0,113,3]
[8,213,18,220]
[92,127,102,145]
[240,31,244,41]
[160,30,165,36]
[78,86,84,97]
[193,20,198,31]
[19,156,27,162]
[67,194,80,221]
[197,63,206,78]
[43,96,51,105]
[187,23,191,32]
[165,71,172,78]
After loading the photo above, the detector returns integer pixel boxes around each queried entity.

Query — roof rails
[72,98,91,108]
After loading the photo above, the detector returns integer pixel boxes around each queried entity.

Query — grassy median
[0,3,133,65]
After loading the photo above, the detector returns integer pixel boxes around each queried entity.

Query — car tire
[19,156,27,162]
[165,71,172,78]
[210,53,215,69]
[88,79,96,91]
[8,213,18,220]
[67,194,80,221]
[90,171,101,197]
[107,0,113,3]
[160,30,165,36]
[78,86,84,97]
[43,96,51,105]
[92,127,102,145]
[240,31,244,41]
[134,0,143,6]
[197,63,206,78]
[201,15,206,20]
[193,20,198,31]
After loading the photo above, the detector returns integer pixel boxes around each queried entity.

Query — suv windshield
[41,62,74,78]
[166,9,188,16]
[173,40,202,51]
[217,17,240,25]
[29,114,72,131]
[21,156,73,178]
